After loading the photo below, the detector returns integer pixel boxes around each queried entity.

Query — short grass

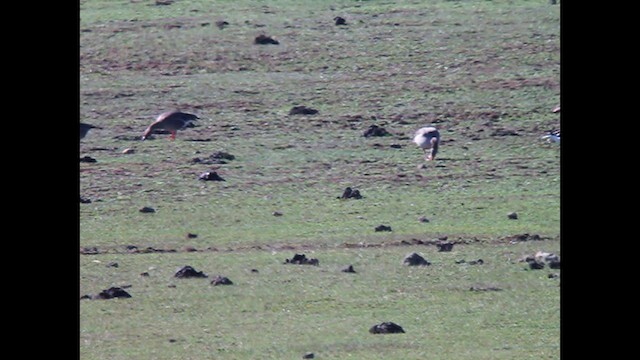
[80,0,560,359]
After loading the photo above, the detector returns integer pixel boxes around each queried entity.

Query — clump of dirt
[80,156,97,163]
[216,20,229,29]
[369,322,405,334]
[436,242,454,252]
[284,253,319,266]
[289,105,318,115]
[199,171,225,181]
[175,265,208,278]
[255,34,279,45]
[469,285,502,292]
[505,233,547,243]
[403,252,430,266]
[522,251,560,270]
[192,151,235,164]
[491,128,520,137]
[341,265,356,273]
[211,275,233,286]
[85,287,132,300]
[363,124,390,137]
[456,259,484,265]
[375,224,392,232]
[339,187,363,199]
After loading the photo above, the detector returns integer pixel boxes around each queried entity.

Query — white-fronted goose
[413,126,440,161]
[142,111,199,141]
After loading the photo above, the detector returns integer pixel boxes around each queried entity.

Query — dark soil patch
[198,171,225,181]
[369,322,405,334]
[491,128,520,137]
[216,20,229,29]
[456,259,484,265]
[175,265,208,278]
[255,34,279,45]
[289,105,318,115]
[469,285,502,292]
[504,233,548,243]
[192,151,235,165]
[436,242,454,252]
[403,252,430,266]
[363,124,390,137]
[334,16,347,25]
[339,187,362,199]
[80,156,97,163]
[341,265,356,273]
[90,287,132,300]
[211,275,233,286]
[284,253,319,266]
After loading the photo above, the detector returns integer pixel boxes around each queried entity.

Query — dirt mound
[403,252,430,266]
[505,233,548,243]
[255,34,279,45]
[289,106,318,115]
[363,124,390,137]
[80,156,97,163]
[369,322,405,334]
[339,187,362,199]
[284,253,319,265]
[436,242,454,252]
[211,275,233,286]
[341,265,356,273]
[199,171,225,181]
[86,287,132,300]
[192,151,235,165]
[522,251,560,270]
[175,265,208,278]
[334,16,347,25]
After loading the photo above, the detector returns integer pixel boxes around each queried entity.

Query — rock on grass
[174,265,208,278]
[369,322,405,334]
[403,252,430,266]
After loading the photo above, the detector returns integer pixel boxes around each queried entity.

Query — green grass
[80,0,560,358]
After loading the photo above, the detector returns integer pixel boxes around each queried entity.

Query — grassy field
[80,0,560,359]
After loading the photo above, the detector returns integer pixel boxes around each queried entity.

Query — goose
[413,126,440,161]
[541,129,560,143]
[80,123,101,139]
[141,111,199,141]
[552,105,560,113]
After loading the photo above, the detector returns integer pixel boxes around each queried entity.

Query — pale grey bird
[141,111,200,141]
[413,126,440,161]
[80,123,101,139]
